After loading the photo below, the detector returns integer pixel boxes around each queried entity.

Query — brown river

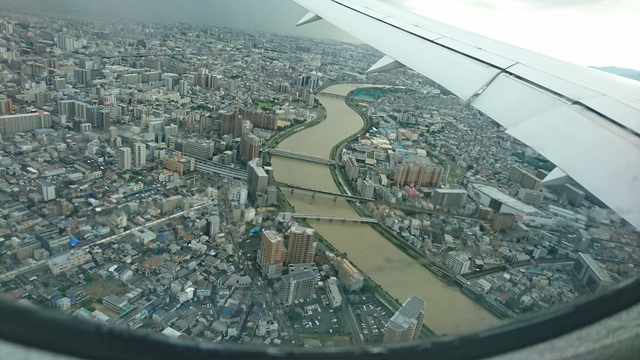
[271,84,501,336]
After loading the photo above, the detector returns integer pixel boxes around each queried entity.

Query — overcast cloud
[6,0,639,68]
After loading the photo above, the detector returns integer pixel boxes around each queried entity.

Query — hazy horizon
[2,0,638,69]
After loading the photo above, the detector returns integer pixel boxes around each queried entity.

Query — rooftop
[472,183,541,214]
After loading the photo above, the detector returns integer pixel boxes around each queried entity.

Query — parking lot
[289,292,343,335]
[354,303,391,343]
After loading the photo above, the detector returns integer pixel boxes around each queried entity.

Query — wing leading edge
[292,0,640,229]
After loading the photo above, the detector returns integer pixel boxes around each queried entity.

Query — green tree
[505,298,520,311]
[287,308,303,321]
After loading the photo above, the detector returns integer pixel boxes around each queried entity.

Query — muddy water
[270,84,501,336]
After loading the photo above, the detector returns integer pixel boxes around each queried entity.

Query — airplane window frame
[1,275,639,360]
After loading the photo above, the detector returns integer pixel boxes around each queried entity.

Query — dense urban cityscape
[0,5,638,350]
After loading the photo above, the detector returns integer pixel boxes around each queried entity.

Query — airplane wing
[293,0,640,229]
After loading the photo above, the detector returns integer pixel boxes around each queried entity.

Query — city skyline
[2,0,639,69]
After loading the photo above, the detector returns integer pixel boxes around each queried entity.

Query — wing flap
[506,106,640,226]
[292,0,640,228]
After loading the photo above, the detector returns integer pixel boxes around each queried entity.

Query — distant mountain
[589,66,640,81]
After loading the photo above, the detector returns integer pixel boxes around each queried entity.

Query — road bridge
[275,181,372,202]
[266,148,336,165]
[292,214,378,224]
[317,92,347,100]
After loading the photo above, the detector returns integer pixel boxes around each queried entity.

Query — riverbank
[264,106,327,150]
[271,83,501,336]
[330,88,513,320]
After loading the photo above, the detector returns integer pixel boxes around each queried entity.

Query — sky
[21,0,640,69]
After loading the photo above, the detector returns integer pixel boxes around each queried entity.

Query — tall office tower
[432,189,467,209]
[206,215,220,237]
[219,110,242,138]
[285,226,316,264]
[247,159,269,203]
[179,80,189,96]
[133,143,146,168]
[240,133,261,160]
[257,230,284,278]
[227,80,235,93]
[383,296,425,344]
[116,147,132,170]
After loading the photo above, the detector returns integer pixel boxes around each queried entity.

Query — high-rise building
[573,252,613,293]
[178,80,189,96]
[239,108,278,131]
[560,184,586,207]
[35,179,56,201]
[517,188,544,207]
[219,110,243,138]
[0,95,14,114]
[394,160,443,188]
[257,230,284,278]
[285,226,316,264]
[133,143,146,168]
[247,159,269,203]
[334,257,364,291]
[445,251,471,274]
[383,296,425,344]
[492,213,516,231]
[184,139,215,160]
[344,156,359,180]
[432,189,467,209]
[520,172,542,191]
[509,165,525,182]
[117,147,132,170]
[206,215,220,237]
[357,178,375,199]
[240,133,261,161]
[280,271,317,305]
[0,112,52,135]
